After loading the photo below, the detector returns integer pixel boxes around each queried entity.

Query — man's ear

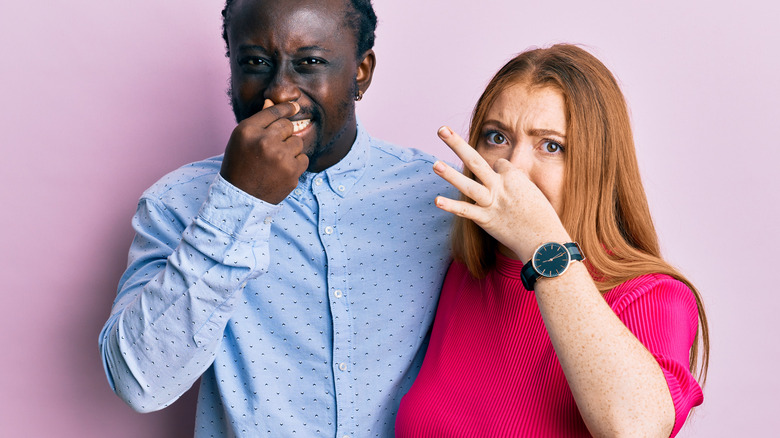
[356,50,376,94]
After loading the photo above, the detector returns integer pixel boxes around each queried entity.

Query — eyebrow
[236,44,332,53]
[296,45,331,53]
[528,128,566,139]
[483,120,566,139]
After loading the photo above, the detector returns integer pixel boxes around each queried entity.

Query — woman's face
[476,83,567,215]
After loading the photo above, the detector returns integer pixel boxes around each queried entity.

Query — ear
[356,50,376,94]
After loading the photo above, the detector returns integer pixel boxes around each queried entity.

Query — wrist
[520,241,584,291]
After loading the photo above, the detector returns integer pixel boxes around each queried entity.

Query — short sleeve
[610,275,704,437]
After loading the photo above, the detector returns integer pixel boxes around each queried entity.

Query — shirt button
[343,435,350,438]
[314,177,323,186]
[338,184,345,192]
[324,226,334,235]
[294,188,303,196]
[263,216,273,225]
[334,289,343,298]
[339,362,347,371]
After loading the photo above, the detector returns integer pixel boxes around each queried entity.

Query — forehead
[229,0,354,51]
[488,83,567,132]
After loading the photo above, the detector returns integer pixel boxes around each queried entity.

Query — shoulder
[365,136,456,193]
[604,273,699,324]
[140,155,223,203]
[368,136,440,167]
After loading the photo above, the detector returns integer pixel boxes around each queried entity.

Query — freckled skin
[220,0,376,203]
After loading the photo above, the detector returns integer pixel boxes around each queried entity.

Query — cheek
[475,146,505,169]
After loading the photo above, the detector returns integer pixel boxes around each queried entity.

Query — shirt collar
[307,121,370,198]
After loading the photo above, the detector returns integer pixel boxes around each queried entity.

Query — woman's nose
[507,146,532,175]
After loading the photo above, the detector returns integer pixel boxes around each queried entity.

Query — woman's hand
[433,126,568,261]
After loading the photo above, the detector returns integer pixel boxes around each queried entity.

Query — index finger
[248,100,300,128]
[437,126,497,186]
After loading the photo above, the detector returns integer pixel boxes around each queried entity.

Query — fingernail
[262,99,274,109]
[292,102,300,113]
[438,126,452,138]
[433,161,445,172]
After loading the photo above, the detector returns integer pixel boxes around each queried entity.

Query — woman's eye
[543,140,564,153]
[486,132,507,145]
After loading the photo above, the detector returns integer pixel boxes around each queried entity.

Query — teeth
[292,119,311,133]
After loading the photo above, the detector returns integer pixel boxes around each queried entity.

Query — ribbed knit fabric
[396,253,703,437]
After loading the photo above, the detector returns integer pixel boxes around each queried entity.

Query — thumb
[492,158,515,174]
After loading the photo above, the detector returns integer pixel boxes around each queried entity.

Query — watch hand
[545,253,565,262]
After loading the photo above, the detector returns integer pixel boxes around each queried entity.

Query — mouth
[291,118,312,134]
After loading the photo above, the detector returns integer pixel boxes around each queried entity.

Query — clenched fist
[220,99,309,204]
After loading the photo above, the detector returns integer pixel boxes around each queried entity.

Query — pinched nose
[264,71,302,104]
[506,147,534,176]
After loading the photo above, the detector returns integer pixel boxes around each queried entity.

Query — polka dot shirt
[99,126,455,437]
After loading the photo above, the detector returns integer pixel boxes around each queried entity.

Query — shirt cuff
[197,174,283,241]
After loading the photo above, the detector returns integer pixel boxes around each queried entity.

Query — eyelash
[240,57,270,67]
[238,57,328,68]
[541,140,565,154]
[484,130,508,145]
[300,58,326,65]
[483,130,565,154]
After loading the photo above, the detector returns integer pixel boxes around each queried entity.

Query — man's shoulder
[367,136,440,167]
[140,155,223,203]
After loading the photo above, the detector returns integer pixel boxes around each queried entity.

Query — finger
[283,134,304,156]
[246,101,300,128]
[267,117,295,139]
[437,126,497,187]
[433,161,491,205]
[434,196,487,223]
[293,152,309,175]
[492,158,517,174]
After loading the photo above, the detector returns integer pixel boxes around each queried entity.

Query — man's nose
[264,68,301,104]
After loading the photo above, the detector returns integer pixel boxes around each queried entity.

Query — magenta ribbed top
[396,254,703,437]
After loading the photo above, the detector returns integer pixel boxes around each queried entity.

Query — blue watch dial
[532,242,571,278]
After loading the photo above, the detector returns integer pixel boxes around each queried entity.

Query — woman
[396,44,708,437]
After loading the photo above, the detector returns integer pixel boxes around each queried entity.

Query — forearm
[534,262,675,437]
[99,176,278,412]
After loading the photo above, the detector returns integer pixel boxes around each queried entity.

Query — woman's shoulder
[603,273,696,316]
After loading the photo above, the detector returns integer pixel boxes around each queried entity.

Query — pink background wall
[1,1,777,436]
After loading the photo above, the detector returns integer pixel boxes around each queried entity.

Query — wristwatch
[521,242,584,291]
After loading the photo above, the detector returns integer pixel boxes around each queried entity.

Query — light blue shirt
[99,126,454,437]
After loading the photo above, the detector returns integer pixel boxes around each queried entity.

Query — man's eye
[486,131,507,145]
[241,57,268,67]
[300,58,325,65]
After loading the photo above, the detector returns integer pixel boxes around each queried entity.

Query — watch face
[532,242,571,278]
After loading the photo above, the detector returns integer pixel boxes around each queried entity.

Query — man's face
[227,0,369,172]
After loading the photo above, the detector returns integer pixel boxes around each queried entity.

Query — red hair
[452,44,709,384]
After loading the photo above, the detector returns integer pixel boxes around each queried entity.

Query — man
[99,0,453,436]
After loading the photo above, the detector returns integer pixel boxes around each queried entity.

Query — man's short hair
[221,0,377,58]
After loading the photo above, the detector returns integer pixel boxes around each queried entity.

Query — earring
[355,90,363,101]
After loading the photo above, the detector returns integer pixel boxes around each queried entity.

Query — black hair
[221,0,377,58]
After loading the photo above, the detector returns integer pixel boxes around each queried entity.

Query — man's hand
[220,99,309,204]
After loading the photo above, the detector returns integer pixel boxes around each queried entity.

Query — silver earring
[355,90,363,101]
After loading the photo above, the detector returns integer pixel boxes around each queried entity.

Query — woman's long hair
[452,44,709,384]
